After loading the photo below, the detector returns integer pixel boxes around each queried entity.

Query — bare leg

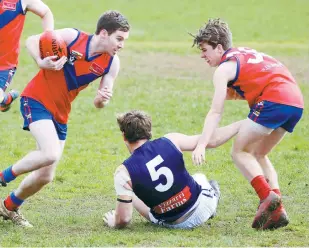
[0,120,65,227]
[251,127,286,190]
[232,119,288,229]
[231,119,272,182]
[14,140,65,200]
[250,128,289,229]
[12,120,62,175]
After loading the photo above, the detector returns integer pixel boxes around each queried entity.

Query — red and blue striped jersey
[0,0,26,69]
[220,47,304,109]
[21,30,114,124]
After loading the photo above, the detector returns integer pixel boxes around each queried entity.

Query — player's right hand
[37,56,67,71]
[97,87,113,102]
[192,144,206,166]
[103,210,116,228]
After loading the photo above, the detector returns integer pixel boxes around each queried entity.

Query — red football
[39,31,67,60]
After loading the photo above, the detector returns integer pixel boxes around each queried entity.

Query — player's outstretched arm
[192,60,237,165]
[207,120,244,148]
[104,165,133,228]
[94,55,120,108]
[23,0,54,31]
[165,119,243,152]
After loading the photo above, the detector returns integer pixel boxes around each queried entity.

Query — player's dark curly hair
[96,10,130,35]
[117,110,152,144]
[190,18,232,50]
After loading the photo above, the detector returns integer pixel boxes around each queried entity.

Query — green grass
[1,0,309,246]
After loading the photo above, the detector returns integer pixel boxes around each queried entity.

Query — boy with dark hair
[0,10,130,227]
[104,110,243,229]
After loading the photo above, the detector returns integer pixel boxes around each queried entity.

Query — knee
[231,144,254,162]
[252,150,267,160]
[42,148,62,165]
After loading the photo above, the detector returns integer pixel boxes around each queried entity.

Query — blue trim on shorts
[248,100,303,133]
[20,97,67,140]
[0,68,16,91]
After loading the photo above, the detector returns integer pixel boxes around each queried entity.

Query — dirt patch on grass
[120,51,309,83]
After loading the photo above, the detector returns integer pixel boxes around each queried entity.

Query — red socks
[4,192,24,211]
[251,175,271,201]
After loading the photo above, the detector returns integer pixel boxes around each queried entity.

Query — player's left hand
[103,210,116,228]
[192,145,206,166]
[97,87,113,102]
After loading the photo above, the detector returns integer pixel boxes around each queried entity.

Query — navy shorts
[20,97,68,140]
[0,68,16,91]
[248,100,303,133]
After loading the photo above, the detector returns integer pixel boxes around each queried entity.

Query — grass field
[1,0,309,246]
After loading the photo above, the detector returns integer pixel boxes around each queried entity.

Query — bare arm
[94,55,120,108]
[104,165,133,228]
[110,193,151,228]
[25,28,77,69]
[192,61,237,165]
[23,0,54,30]
[165,119,243,152]
[114,197,133,228]
[132,194,150,221]
[207,120,244,147]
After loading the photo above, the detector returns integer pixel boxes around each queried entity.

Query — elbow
[206,142,216,149]
[206,138,218,149]
[209,109,223,117]
[45,8,53,19]
[206,110,223,124]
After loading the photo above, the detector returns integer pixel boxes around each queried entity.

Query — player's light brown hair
[190,18,232,50]
[96,10,130,35]
[117,110,152,144]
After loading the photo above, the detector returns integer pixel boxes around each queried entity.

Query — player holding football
[190,19,304,230]
[0,0,54,112]
[103,110,243,229]
[0,10,130,227]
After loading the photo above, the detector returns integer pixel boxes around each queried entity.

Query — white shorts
[149,173,219,229]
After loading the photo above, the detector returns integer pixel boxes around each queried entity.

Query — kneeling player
[104,110,243,229]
